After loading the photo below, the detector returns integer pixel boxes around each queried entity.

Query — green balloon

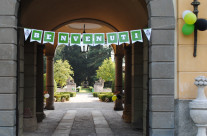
[182,24,194,35]
[184,13,197,25]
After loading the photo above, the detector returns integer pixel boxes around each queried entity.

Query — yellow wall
[177,0,207,99]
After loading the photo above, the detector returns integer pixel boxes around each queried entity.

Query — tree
[96,57,115,82]
[56,45,111,86]
[54,60,74,88]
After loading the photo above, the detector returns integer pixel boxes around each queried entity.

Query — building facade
[0,0,206,136]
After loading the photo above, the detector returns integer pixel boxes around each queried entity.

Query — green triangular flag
[43,31,55,44]
[130,29,143,43]
[70,33,81,46]
[58,32,69,46]
[94,33,105,46]
[82,33,93,46]
[30,29,43,43]
[106,32,118,45]
[118,31,130,45]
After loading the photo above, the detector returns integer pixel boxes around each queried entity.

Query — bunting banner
[94,33,105,46]
[58,32,69,46]
[83,33,93,46]
[143,28,152,41]
[30,29,43,43]
[70,33,81,46]
[43,31,55,44]
[118,31,130,44]
[26,27,152,46]
[106,32,118,45]
[130,29,143,43]
[24,28,32,41]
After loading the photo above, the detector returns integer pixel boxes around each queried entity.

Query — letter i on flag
[24,28,32,41]
[30,29,43,43]
[106,32,118,45]
[58,32,69,46]
[43,31,55,44]
[143,28,152,41]
[130,29,143,43]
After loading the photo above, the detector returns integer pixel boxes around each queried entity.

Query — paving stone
[95,128,113,134]
[23,93,142,136]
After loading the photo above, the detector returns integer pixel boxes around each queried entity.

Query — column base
[23,117,37,132]
[45,105,54,110]
[36,112,46,122]
[114,99,123,111]
[122,104,132,123]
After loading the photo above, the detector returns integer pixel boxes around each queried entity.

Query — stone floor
[23,93,142,136]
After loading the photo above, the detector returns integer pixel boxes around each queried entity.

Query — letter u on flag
[106,32,118,45]
[58,32,69,46]
[118,31,130,45]
[130,29,143,43]
[30,29,43,43]
[70,33,81,46]
[43,31,55,44]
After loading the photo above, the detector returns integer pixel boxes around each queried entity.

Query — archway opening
[19,0,149,135]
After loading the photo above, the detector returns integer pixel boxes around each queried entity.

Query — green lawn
[79,88,91,93]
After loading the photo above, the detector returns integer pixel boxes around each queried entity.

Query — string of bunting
[24,28,152,48]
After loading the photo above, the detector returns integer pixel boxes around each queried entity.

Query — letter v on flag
[70,33,81,46]
[58,32,69,46]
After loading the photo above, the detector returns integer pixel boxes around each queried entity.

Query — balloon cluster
[182,10,197,35]
[182,10,207,35]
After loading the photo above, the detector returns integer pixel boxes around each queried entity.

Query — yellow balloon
[112,95,117,102]
[184,13,197,25]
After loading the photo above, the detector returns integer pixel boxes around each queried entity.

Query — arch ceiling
[21,0,148,32]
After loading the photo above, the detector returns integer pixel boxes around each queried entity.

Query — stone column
[36,45,45,122]
[114,54,124,111]
[45,56,55,110]
[122,45,132,123]
[24,42,37,131]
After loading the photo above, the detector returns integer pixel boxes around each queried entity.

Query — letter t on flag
[58,32,69,46]
[118,31,130,45]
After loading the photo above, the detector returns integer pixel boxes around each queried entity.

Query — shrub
[88,86,93,92]
[54,93,70,102]
[94,92,113,102]
[93,92,99,97]
[69,92,76,97]
[54,94,62,102]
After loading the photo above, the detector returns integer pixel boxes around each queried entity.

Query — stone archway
[0,0,175,136]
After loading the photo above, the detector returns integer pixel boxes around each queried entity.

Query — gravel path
[23,93,142,136]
